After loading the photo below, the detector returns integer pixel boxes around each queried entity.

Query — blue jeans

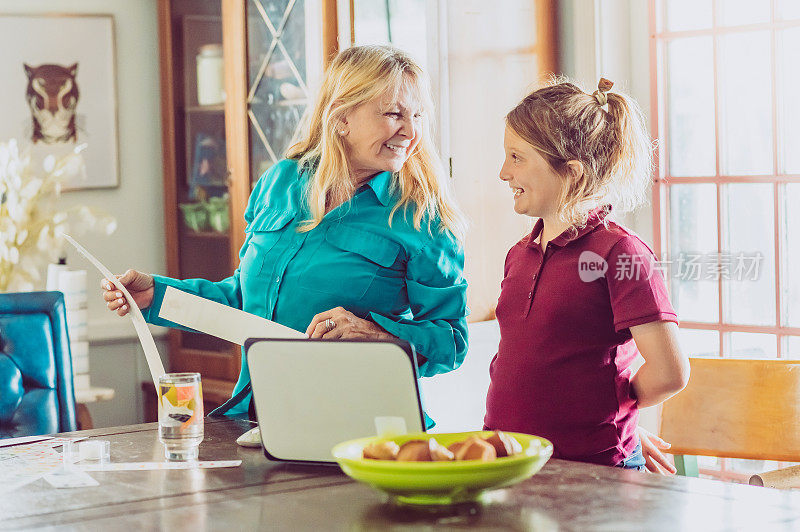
[617,442,646,471]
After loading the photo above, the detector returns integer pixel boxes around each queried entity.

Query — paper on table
[0,444,63,493]
[44,469,99,488]
[23,437,85,449]
[78,460,242,471]
[63,235,165,389]
[0,435,53,448]
[159,286,305,345]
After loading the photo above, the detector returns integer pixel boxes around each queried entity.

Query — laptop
[245,338,426,464]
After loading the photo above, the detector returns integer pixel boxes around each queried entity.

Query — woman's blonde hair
[506,76,653,229]
[287,45,465,240]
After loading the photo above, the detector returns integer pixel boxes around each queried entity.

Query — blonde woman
[100,46,468,423]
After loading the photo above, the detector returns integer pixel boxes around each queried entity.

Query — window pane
[669,184,718,322]
[784,184,800,326]
[385,0,428,68]
[778,28,800,174]
[354,1,390,43]
[786,336,800,359]
[353,0,427,69]
[679,328,719,357]
[698,455,721,470]
[697,456,724,481]
[247,0,310,178]
[728,458,781,475]
[777,0,800,20]
[725,184,776,325]
[667,37,716,177]
[718,32,773,175]
[664,0,712,31]
[717,0,770,26]
[729,332,777,358]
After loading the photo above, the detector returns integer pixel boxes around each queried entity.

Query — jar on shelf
[196,44,224,106]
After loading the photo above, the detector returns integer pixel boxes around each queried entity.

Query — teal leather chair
[0,291,77,438]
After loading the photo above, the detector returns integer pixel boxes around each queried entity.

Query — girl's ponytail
[603,83,653,215]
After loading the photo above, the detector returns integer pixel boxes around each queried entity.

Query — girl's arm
[630,320,690,408]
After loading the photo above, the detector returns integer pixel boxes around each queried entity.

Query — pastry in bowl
[365,431,519,463]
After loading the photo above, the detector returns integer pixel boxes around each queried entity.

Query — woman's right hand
[100,269,155,317]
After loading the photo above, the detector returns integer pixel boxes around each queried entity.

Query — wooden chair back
[660,357,800,462]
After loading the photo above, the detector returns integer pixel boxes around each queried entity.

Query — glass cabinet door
[157,0,330,408]
[151,0,244,420]
[167,0,235,356]
[246,0,323,184]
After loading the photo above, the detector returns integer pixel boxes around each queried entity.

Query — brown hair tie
[592,77,614,106]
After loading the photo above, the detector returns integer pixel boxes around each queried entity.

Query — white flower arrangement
[0,139,116,292]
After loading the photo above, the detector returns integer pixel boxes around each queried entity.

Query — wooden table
[3,419,800,531]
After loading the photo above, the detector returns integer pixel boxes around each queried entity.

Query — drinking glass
[158,373,204,461]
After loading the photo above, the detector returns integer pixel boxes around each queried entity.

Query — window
[350,0,428,70]
[651,0,800,481]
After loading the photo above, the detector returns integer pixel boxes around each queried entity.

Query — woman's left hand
[306,306,395,340]
[638,426,677,475]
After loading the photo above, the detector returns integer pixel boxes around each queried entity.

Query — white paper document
[0,443,63,493]
[78,459,242,471]
[159,286,305,345]
[0,436,53,448]
[44,469,99,488]
[63,234,166,388]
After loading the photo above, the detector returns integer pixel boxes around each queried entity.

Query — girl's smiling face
[499,126,565,219]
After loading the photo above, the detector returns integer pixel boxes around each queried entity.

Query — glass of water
[158,373,204,461]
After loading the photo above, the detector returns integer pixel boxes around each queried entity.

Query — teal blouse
[143,159,468,418]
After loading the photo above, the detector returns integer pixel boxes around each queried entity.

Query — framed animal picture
[0,14,119,190]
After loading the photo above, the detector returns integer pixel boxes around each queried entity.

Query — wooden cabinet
[156,0,336,416]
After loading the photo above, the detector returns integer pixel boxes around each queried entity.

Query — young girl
[484,78,689,470]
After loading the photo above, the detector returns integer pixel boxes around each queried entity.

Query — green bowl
[332,431,553,505]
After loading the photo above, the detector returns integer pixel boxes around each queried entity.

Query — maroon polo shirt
[484,207,677,466]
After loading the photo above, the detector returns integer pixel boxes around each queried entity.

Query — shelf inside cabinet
[181,14,223,110]
[198,377,236,402]
[180,330,235,356]
[186,104,225,113]
[177,235,231,283]
[183,230,230,239]
[171,340,239,382]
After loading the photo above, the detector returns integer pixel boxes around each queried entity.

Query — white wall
[446,0,538,321]
[422,320,499,432]
[0,0,168,427]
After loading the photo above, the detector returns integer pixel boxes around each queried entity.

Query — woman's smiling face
[499,125,565,219]
[340,83,423,181]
